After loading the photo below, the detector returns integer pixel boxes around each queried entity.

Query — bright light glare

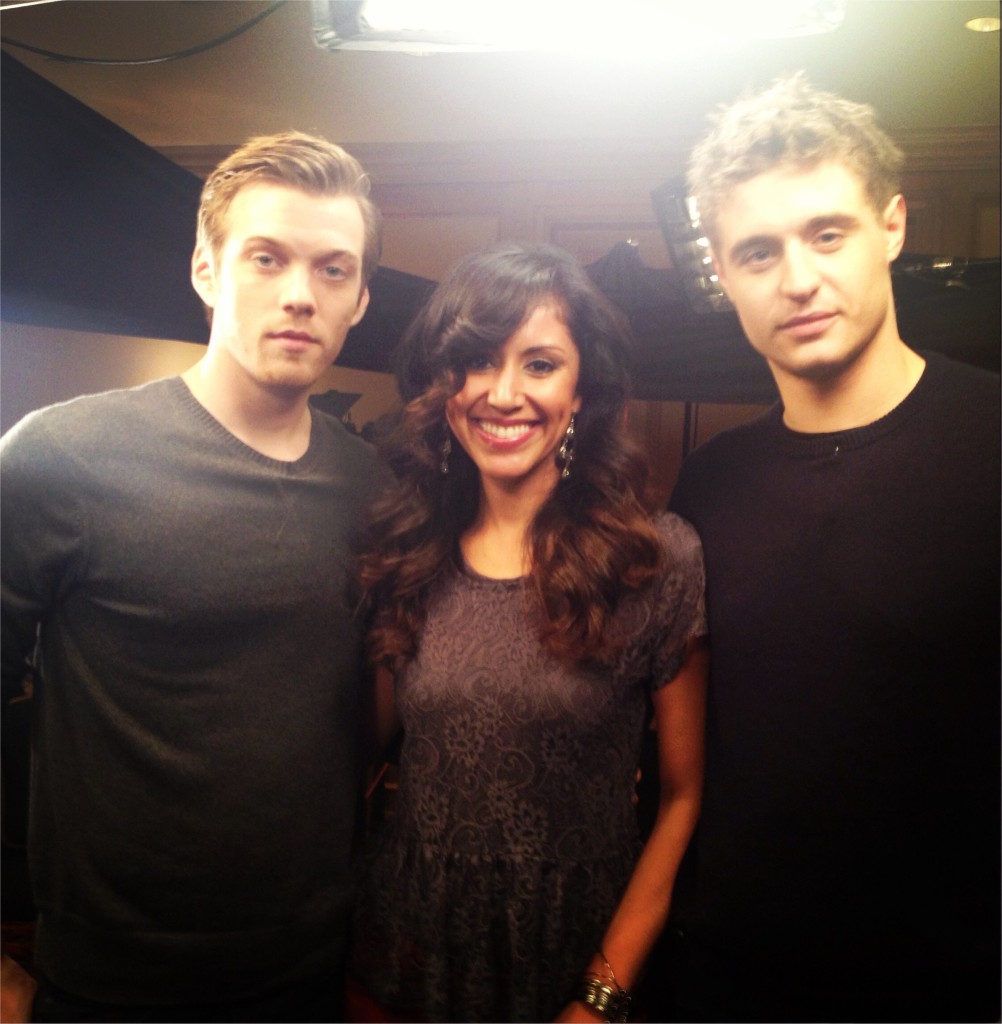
[964,16,1001,32]
[359,0,846,52]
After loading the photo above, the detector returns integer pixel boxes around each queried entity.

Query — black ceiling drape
[1,51,208,343]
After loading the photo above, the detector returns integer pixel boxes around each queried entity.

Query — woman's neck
[460,478,551,579]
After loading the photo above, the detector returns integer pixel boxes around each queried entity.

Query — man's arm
[1,418,82,699]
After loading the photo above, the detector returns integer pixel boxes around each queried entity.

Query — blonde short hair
[197,131,382,284]
[688,72,904,245]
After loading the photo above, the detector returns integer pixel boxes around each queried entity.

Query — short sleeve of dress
[649,511,707,691]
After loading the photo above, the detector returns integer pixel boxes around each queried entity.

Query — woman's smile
[473,418,539,443]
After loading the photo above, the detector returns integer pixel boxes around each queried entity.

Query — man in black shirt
[666,73,1000,1022]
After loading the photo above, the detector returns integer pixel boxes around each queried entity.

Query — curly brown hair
[359,243,664,670]
[688,72,904,247]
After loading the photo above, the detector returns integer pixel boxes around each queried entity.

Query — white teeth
[478,421,532,439]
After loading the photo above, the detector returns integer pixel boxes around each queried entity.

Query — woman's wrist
[566,997,609,1022]
[576,948,631,1022]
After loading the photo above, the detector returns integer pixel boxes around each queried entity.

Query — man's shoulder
[922,350,1000,407]
[918,352,1000,455]
[668,407,780,520]
[2,378,180,455]
[309,409,388,484]
[684,406,779,474]
[311,409,375,457]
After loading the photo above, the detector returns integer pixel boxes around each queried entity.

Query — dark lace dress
[351,513,706,1022]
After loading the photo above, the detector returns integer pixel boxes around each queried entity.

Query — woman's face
[445,302,582,498]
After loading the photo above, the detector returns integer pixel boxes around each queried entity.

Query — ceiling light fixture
[311,0,847,55]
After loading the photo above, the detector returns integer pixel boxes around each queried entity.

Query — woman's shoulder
[651,509,703,562]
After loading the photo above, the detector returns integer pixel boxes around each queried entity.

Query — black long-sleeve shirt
[668,351,1000,1020]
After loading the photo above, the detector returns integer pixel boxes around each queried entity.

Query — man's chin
[260,368,324,398]
[774,341,866,386]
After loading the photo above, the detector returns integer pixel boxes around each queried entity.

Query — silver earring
[440,434,451,475]
[557,414,576,479]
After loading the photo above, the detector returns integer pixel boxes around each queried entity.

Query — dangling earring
[556,414,576,479]
[440,433,452,475]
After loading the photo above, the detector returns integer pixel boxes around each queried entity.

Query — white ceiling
[1,0,999,154]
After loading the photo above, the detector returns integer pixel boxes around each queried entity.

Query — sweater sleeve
[650,512,707,690]
[1,413,87,701]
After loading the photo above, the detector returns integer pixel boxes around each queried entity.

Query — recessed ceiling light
[965,16,1001,32]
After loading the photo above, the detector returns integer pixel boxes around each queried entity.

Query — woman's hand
[1,954,37,1023]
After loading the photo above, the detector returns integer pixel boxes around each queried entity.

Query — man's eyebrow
[241,235,283,249]
[316,249,360,265]
[803,213,861,233]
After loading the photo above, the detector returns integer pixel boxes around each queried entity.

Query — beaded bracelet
[577,950,631,1022]
[577,975,631,1022]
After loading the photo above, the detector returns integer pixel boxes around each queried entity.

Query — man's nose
[780,244,821,300]
[281,266,316,315]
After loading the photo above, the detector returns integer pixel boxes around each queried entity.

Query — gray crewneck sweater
[1,376,385,1005]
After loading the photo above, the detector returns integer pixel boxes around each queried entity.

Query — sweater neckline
[770,352,936,459]
[169,376,322,470]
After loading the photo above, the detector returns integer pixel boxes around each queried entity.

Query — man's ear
[350,285,370,328]
[190,244,217,309]
[883,194,907,263]
[711,250,731,298]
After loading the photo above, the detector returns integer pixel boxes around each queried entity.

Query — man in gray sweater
[1,132,386,1022]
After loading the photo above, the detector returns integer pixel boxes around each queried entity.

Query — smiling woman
[350,242,709,1023]
[444,302,582,512]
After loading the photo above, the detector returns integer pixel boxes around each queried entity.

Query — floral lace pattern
[352,513,706,1022]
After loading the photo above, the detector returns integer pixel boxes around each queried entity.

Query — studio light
[651,180,730,315]
[310,0,847,55]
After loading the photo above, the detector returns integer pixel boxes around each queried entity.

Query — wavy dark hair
[359,242,663,669]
